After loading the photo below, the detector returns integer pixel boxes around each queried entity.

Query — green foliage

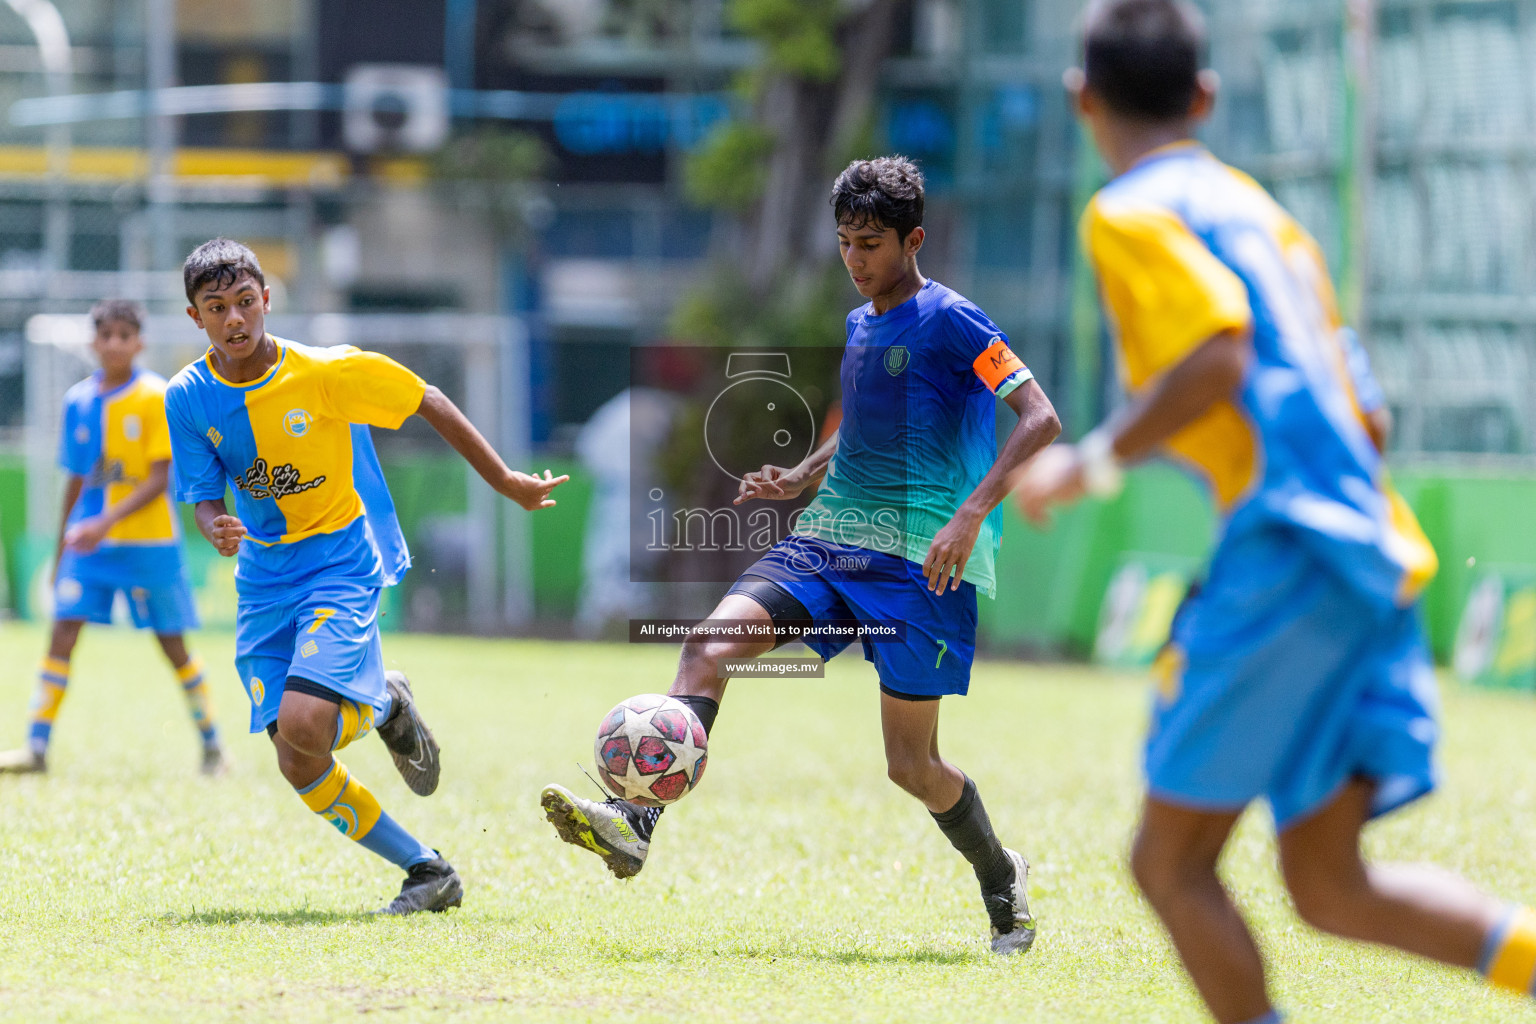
[729,0,843,82]
[684,121,776,212]
[427,128,551,237]
[0,621,1531,1021]
[671,263,854,351]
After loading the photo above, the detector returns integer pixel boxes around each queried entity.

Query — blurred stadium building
[0,1,1534,662]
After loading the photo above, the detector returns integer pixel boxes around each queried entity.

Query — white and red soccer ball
[594,694,708,807]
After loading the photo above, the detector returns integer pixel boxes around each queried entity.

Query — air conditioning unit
[343,64,449,154]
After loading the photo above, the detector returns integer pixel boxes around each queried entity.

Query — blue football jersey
[793,279,1032,598]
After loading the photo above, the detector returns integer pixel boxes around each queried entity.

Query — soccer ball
[594,694,708,807]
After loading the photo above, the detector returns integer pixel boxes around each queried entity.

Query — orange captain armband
[972,338,1030,395]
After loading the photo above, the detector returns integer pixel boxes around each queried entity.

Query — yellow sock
[297,760,382,840]
[1481,906,1536,994]
[27,657,70,752]
[175,656,219,745]
[294,760,434,868]
[331,699,377,751]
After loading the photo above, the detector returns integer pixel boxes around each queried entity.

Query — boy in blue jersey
[0,300,224,776]
[542,158,1062,954]
[1017,2,1536,1019]
[166,239,566,915]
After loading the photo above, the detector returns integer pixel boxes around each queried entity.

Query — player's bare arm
[924,379,1061,593]
[51,475,84,575]
[414,384,568,511]
[64,460,172,554]
[1014,330,1248,525]
[733,430,839,505]
[193,497,247,557]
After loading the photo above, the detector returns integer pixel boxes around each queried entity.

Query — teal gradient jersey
[164,338,422,597]
[793,280,1032,598]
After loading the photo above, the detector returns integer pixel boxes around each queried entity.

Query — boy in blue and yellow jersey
[541,158,1062,955]
[0,300,223,777]
[1017,3,1536,1020]
[166,239,566,915]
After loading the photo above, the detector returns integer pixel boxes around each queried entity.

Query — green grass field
[2,621,1535,1022]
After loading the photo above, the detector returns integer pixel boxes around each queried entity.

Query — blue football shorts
[234,578,388,733]
[1146,525,1439,831]
[729,535,977,698]
[54,547,199,634]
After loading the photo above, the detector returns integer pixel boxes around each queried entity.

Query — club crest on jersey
[282,408,312,437]
[122,414,141,441]
[233,456,326,500]
[884,345,910,376]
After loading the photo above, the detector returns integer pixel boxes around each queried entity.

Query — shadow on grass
[602,946,981,967]
[161,908,376,927]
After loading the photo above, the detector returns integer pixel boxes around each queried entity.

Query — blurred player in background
[542,157,1061,955]
[0,300,224,777]
[1017,2,1536,1020]
[166,239,566,915]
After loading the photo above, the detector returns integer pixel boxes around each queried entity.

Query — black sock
[931,776,1014,893]
[673,694,719,736]
[623,695,720,842]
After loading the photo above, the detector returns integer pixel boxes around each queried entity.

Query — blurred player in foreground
[165,239,566,914]
[543,157,1061,954]
[0,300,224,776]
[1016,2,1536,1019]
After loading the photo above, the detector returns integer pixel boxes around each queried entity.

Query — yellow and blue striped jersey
[164,338,425,594]
[1083,142,1436,608]
[58,368,180,547]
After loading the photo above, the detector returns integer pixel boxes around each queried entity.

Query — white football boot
[0,747,45,774]
[540,783,650,879]
[987,848,1037,955]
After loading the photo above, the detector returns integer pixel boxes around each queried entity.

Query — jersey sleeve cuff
[994,367,1034,400]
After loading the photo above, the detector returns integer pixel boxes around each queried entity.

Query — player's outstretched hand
[734,465,803,505]
[1011,445,1087,527]
[210,514,247,556]
[923,512,983,594]
[503,468,569,511]
[63,515,111,554]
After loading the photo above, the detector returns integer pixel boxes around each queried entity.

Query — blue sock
[1236,1012,1282,1024]
[296,760,434,869]
[357,811,436,869]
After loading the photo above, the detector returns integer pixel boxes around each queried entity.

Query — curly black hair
[830,157,925,241]
[183,237,265,303]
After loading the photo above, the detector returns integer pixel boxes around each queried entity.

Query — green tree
[680,0,913,346]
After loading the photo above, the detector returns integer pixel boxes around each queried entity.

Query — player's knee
[1128,836,1164,901]
[681,633,754,674]
[884,752,933,797]
[275,704,335,757]
[49,619,82,654]
[1286,879,1349,934]
[1282,862,1362,936]
[1129,830,1189,905]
